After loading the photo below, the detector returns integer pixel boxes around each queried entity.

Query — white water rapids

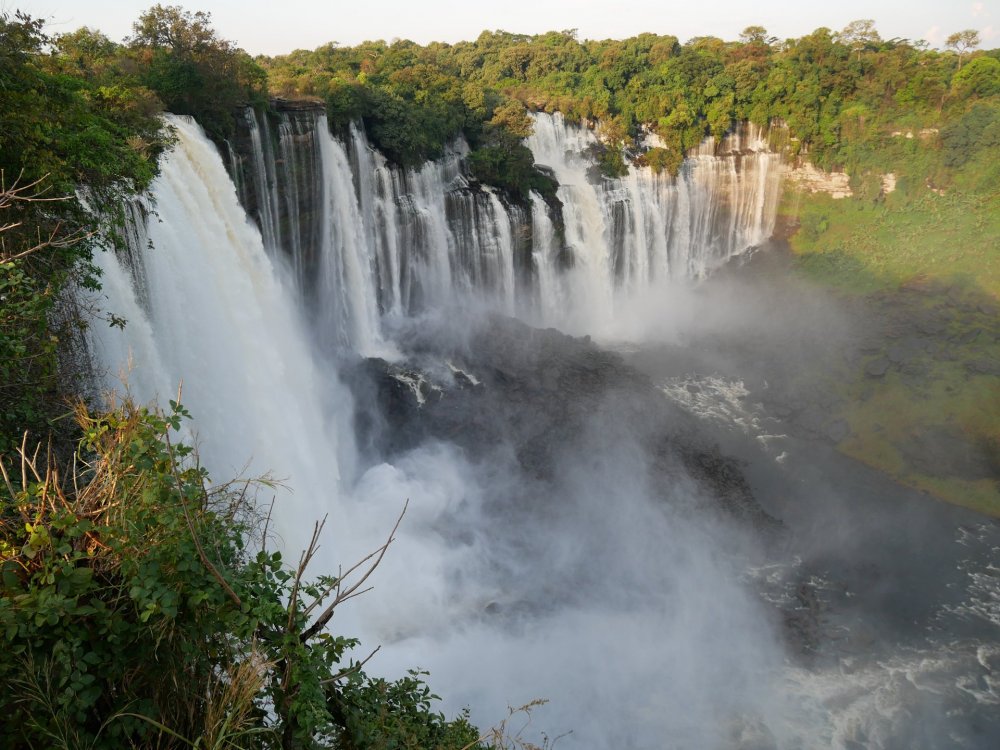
[86,113,999,749]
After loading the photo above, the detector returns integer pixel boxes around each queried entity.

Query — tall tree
[946,29,981,69]
[128,5,266,139]
[837,19,880,61]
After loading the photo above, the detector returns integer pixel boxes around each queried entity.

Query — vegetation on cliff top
[261,22,1000,183]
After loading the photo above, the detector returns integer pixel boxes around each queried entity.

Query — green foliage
[946,29,981,69]
[467,100,558,201]
[1,14,161,197]
[0,11,166,455]
[634,147,684,176]
[1,402,248,748]
[337,671,480,750]
[941,104,1000,168]
[0,257,61,455]
[127,5,267,141]
[951,55,1000,98]
[260,20,993,188]
[468,144,557,201]
[0,402,484,749]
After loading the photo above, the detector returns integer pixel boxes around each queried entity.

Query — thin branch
[0,456,17,502]
[260,495,275,553]
[286,518,326,635]
[300,500,407,642]
[0,170,90,263]
[320,645,381,685]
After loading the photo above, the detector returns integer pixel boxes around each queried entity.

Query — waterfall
[344,122,524,319]
[84,106,1000,750]
[232,108,782,343]
[243,107,283,254]
[88,115,350,556]
[313,115,386,355]
[525,112,783,334]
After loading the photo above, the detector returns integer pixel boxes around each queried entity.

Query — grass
[782,189,1000,300]
[782,186,1000,516]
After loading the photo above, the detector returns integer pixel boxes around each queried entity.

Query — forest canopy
[259,21,1000,184]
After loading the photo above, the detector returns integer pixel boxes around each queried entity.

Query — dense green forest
[261,22,1000,192]
[1,3,999,747]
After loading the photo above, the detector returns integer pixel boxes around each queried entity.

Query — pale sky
[8,0,998,56]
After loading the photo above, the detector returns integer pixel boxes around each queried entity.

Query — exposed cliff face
[784,162,853,199]
[783,162,901,200]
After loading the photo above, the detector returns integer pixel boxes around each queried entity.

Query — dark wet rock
[915,316,948,336]
[957,327,983,345]
[899,363,931,387]
[826,419,850,443]
[770,404,793,419]
[966,357,1000,377]
[270,96,326,112]
[781,580,825,655]
[346,315,778,529]
[674,446,765,524]
[865,356,891,377]
[796,406,828,434]
[727,718,778,750]
[887,339,922,365]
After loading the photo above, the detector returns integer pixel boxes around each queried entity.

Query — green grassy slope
[783,188,1000,515]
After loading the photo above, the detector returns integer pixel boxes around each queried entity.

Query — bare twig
[286,518,326,635]
[299,499,407,642]
[0,170,91,263]
[260,496,276,552]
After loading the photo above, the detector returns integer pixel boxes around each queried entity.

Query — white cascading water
[240,109,528,345]
[525,112,783,335]
[234,108,781,349]
[243,107,284,255]
[88,115,350,557]
[344,120,525,319]
[314,114,387,355]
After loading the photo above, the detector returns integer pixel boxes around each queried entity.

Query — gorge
[83,109,1000,749]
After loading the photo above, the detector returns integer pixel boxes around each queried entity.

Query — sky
[8,0,998,56]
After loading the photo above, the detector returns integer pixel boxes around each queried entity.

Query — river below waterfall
[85,113,1000,749]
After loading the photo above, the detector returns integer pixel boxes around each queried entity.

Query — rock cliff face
[784,162,853,199]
